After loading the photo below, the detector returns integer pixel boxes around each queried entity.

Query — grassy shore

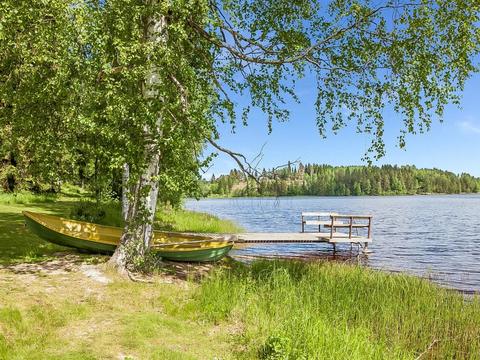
[0,193,479,359]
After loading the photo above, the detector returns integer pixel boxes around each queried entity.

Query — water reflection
[231,245,370,266]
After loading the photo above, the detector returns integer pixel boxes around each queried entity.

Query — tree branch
[208,137,261,183]
[193,2,422,67]
[207,138,300,185]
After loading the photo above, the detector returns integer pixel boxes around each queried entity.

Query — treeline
[0,137,202,207]
[204,164,480,197]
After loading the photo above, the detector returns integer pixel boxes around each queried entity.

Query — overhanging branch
[207,138,300,185]
[208,137,261,183]
[194,2,423,67]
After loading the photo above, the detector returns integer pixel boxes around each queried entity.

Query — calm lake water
[185,195,480,292]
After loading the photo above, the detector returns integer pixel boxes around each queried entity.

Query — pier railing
[325,214,373,240]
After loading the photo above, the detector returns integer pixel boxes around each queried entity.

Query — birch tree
[1,0,479,273]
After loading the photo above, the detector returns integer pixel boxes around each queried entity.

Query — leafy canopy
[0,0,479,194]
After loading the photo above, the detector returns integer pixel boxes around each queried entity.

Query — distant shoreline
[192,192,480,200]
[204,164,480,198]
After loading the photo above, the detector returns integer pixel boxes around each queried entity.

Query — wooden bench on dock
[301,212,338,232]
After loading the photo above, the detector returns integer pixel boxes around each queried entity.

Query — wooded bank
[203,164,480,197]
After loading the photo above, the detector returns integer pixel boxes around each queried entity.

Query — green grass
[155,207,243,233]
[0,191,57,205]
[0,200,73,265]
[0,301,91,360]
[194,261,480,359]
[0,272,232,360]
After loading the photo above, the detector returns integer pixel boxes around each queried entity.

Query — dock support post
[362,242,371,254]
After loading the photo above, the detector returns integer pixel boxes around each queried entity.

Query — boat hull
[23,212,235,262]
[155,245,234,262]
[24,215,116,254]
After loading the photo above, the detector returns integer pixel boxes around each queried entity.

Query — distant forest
[202,164,480,197]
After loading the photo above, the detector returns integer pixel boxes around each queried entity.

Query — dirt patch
[0,252,112,303]
[80,264,112,284]
[0,251,228,287]
[0,252,108,276]
[161,260,228,282]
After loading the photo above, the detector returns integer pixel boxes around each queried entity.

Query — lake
[185,195,480,292]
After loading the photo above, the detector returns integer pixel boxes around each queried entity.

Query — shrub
[69,201,123,227]
[260,334,292,360]
[0,165,18,192]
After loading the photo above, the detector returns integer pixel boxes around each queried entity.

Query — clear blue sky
[206,72,480,178]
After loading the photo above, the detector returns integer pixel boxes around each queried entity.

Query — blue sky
[205,72,480,178]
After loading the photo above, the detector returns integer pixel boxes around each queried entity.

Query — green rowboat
[23,211,235,262]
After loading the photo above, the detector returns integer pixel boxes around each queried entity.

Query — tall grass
[194,260,480,359]
[155,208,243,233]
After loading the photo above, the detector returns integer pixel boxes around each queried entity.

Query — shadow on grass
[1,252,108,275]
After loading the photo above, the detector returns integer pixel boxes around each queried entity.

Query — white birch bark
[109,4,165,272]
[121,163,130,222]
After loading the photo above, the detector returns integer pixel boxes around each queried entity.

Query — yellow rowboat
[23,211,236,262]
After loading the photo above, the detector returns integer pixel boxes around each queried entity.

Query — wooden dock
[236,213,373,253]
[237,232,371,244]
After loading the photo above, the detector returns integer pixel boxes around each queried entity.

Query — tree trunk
[121,163,129,222]
[94,156,100,204]
[108,5,165,273]
[108,152,160,273]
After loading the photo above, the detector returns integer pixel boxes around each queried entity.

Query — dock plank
[237,232,371,244]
